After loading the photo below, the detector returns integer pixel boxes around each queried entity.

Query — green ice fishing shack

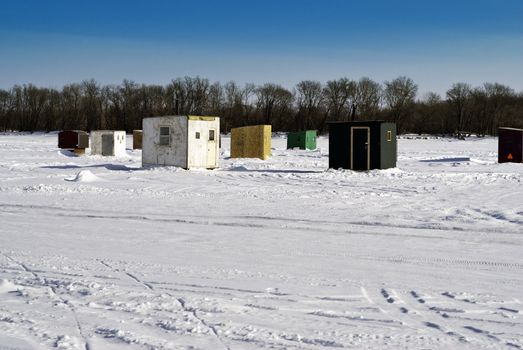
[287,130,317,150]
[328,121,397,170]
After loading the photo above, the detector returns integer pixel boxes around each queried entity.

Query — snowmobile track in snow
[1,252,92,350]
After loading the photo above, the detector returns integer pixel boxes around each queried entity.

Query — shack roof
[144,115,219,121]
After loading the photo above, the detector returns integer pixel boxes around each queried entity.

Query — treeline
[0,76,522,135]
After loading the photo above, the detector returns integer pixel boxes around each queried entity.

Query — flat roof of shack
[144,115,219,121]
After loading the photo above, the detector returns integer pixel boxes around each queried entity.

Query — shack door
[101,134,114,156]
[207,129,217,167]
[351,127,370,170]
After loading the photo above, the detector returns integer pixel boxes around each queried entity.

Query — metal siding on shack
[287,130,317,150]
[380,123,397,169]
[306,130,317,150]
[231,125,271,160]
[498,127,523,163]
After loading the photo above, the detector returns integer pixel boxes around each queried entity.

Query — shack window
[387,130,392,142]
[159,126,170,146]
[209,130,215,141]
[195,132,200,139]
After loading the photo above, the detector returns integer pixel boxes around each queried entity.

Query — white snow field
[0,132,522,350]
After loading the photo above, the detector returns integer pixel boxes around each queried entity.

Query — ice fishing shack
[328,121,397,170]
[142,115,220,169]
[498,127,523,163]
[58,130,89,155]
[230,125,272,160]
[287,130,317,150]
[90,130,127,156]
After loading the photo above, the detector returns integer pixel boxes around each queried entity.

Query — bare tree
[446,82,471,136]
[354,77,381,119]
[181,76,210,114]
[242,83,256,123]
[80,79,103,131]
[295,80,324,130]
[409,92,450,134]
[1,76,522,134]
[223,81,242,130]
[384,76,418,132]
[484,82,514,135]
[43,89,61,131]
[206,82,224,115]
[323,78,356,121]
[0,89,10,131]
[60,83,82,129]
[255,83,293,125]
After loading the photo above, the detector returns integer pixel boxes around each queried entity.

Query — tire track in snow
[359,255,523,271]
[417,290,523,348]
[406,289,520,347]
[3,202,523,238]
[124,272,153,290]
[2,252,92,350]
[97,259,153,291]
[369,286,479,346]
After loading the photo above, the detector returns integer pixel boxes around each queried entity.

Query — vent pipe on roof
[350,103,357,121]
[174,93,180,115]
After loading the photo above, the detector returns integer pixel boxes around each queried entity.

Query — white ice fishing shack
[142,115,220,169]
[90,130,127,156]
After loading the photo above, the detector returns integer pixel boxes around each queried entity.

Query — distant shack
[58,130,89,155]
[90,130,127,156]
[230,125,271,160]
[498,127,523,163]
[287,130,317,150]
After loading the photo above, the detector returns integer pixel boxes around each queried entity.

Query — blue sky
[1,0,522,96]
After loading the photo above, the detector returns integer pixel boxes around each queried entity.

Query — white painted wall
[187,119,220,169]
[142,116,188,167]
[90,131,127,156]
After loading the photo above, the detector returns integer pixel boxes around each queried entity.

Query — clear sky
[1,0,522,96]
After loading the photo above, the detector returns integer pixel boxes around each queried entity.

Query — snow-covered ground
[0,133,522,350]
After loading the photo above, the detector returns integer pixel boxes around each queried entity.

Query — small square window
[209,130,215,141]
[195,132,200,139]
[387,130,392,142]
[159,126,170,145]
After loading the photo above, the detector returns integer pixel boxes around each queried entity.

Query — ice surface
[0,133,522,349]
